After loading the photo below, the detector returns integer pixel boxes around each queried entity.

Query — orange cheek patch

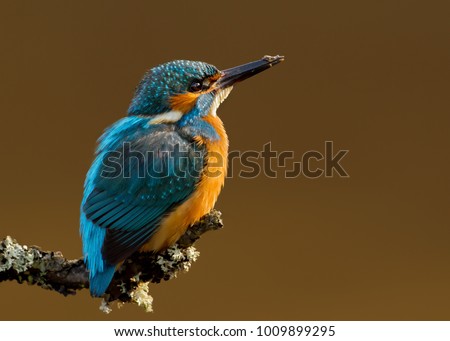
[210,72,222,82]
[170,93,198,113]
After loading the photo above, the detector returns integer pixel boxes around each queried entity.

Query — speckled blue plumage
[128,60,218,116]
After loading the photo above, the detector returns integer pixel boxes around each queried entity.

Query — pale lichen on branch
[0,209,223,313]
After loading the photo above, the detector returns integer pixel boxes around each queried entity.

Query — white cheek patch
[148,110,183,124]
[210,87,233,117]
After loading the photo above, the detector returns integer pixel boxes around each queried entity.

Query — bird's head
[128,56,284,136]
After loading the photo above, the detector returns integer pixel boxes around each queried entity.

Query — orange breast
[141,114,229,252]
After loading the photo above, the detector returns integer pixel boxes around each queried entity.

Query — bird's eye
[189,81,203,92]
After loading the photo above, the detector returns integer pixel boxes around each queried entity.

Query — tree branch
[0,209,223,312]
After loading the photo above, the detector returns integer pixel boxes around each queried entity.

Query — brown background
[0,0,449,320]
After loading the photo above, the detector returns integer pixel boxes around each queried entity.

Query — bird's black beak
[216,55,284,89]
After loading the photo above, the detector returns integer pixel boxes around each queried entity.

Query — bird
[80,55,284,296]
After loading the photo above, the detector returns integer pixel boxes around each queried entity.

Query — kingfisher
[80,55,284,296]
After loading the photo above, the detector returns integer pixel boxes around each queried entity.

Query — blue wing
[80,116,205,295]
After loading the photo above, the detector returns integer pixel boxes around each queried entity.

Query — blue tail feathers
[89,263,116,297]
[80,212,116,296]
